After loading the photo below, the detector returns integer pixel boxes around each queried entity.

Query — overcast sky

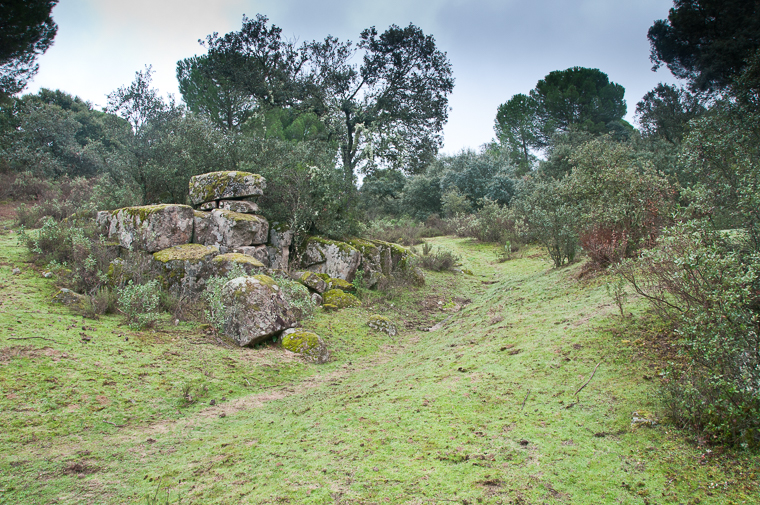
[27,0,680,154]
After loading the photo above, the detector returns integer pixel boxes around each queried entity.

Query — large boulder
[220,275,297,346]
[97,204,194,253]
[322,289,361,309]
[193,209,269,249]
[188,171,265,206]
[152,243,220,293]
[267,223,293,271]
[294,271,328,294]
[281,329,329,363]
[301,237,362,282]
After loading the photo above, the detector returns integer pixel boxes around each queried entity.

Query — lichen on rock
[281,328,329,363]
[188,171,265,205]
[322,289,361,309]
[367,314,397,336]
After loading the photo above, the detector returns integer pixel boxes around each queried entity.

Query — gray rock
[218,200,260,214]
[294,271,328,294]
[193,209,269,249]
[209,253,267,277]
[311,292,323,306]
[232,245,270,267]
[51,288,86,308]
[97,204,194,253]
[301,237,362,282]
[188,171,265,205]
[152,244,220,293]
[220,275,297,347]
[199,201,217,210]
[267,224,293,271]
[367,315,398,337]
[12,268,20,275]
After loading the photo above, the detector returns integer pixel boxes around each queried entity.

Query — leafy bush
[414,243,460,272]
[272,275,315,320]
[511,176,579,267]
[118,280,161,329]
[616,222,760,447]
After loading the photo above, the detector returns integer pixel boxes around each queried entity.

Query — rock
[296,271,328,294]
[218,200,259,214]
[266,223,293,271]
[301,237,362,282]
[281,329,329,363]
[97,204,194,253]
[232,245,270,267]
[327,277,354,292]
[199,201,217,210]
[188,171,265,205]
[220,275,297,346]
[152,244,220,293]
[631,410,658,429]
[42,271,53,278]
[322,289,361,309]
[311,292,323,306]
[51,288,86,309]
[367,315,398,336]
[210,253,267,277]
[193,209,269,249]
[12,268,20,275]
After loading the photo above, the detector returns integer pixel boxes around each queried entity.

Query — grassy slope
[0,226,758,504]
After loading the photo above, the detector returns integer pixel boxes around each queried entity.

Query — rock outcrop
[97,204,194,253]
[193,209,269,250]
[301,237,362,282]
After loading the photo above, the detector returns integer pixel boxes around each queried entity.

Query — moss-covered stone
[188,171,265,205]
[212,253,265,267]
[327,277,354,292]
[97,204,195,253]
[367,314,397,337]
[281,329,329,363]
[322,289,361,309]
[154,243,220,263]
[297,271,327,293]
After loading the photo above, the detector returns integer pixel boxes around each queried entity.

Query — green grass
[0,227,758,504]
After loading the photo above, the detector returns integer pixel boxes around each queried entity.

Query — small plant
[414,245,460,272]
[145,478,181,504]
[605,275,628,317]
[118,280,161,329]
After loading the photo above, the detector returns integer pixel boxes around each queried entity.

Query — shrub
[414,244,460,272]
[272,275,315,320]
[118,280,161,329]
[616,222,760,447]
[511,176,579,267]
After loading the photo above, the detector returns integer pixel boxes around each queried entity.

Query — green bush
[616,222,760,447]
[118,280,161,329]
[511,176,579,267]
[414,243,460,272]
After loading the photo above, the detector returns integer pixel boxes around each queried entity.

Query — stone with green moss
[193,209,269,248]
[210,252,266,277]
[281,328,329,363]
[322,289,361,309]
[327,277,354,292]
[51,288,86,311]
[188,171,265,205]
[631,410,658,429]
[295,271,328,294]
[152,244,220,293]
[301,236,361,282]
[96,204,194,253]
[266,223,293,270]
[220,276,296,347]
[367,314,397,337]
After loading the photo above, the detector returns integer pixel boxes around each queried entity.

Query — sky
[27,0,681,154]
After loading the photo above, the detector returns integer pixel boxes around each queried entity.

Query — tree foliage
[494,93,539,174]
[648,0,760,92]
[0,0,58,99]
[635,83,705,144]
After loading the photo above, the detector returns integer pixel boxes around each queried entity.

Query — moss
[307,236,359,256]
[347,238,379,256]
[153,244,219,263]
[281,330,321,354]
[328,278,354,292]
[314,273,330,281]
[193,210,208,219]
[122,204,184,223]
[253,274,279,291]
[322,289,360,309]
[367,314,398,336]
[212,253,265,268]
[190,171,264,204]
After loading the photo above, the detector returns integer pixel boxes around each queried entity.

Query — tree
[177,55,256,131]
[530,67,627,144]
[494,93,539,175]
[635,83,705,144]
[648,0,760,92]
[187,16,454,185]
[0,1,58,99]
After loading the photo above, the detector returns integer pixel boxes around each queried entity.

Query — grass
[0,224,758,504]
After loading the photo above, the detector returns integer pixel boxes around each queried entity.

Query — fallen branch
[8,336,60,344]
[521,389,531,410]
[103,420,126,428]
[575,362,601,398]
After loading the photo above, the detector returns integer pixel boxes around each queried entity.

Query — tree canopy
[494,93,539,175]
[648,0,760,92]
[178,15,454,182]
[0,0,58,99]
